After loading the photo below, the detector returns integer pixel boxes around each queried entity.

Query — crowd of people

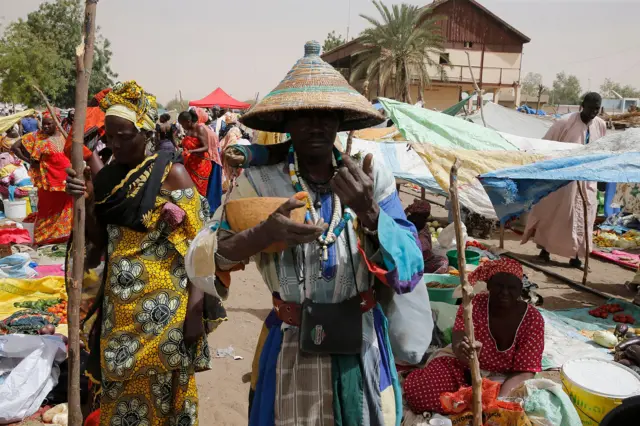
[0,39,630,426]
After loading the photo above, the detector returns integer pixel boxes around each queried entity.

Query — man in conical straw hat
[192,41,425,425]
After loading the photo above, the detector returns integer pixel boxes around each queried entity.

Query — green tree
[165,97,189,112]
[600,78,640,98]
[323,31,346,53]
[521,72,544,97]
[350,1,446,103]
[0,0,117,107]
[550,72,582,105]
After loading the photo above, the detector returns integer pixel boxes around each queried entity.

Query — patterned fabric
[182,136,212,196]
[100,370,199,426]
[34,189,72,245]
[98,186,213,426]
[213,157,422,426]
[22,130,69,191]
[613,183,640,215]
[403,293,545,414]
[43,108,62,121]
[405,199,431,216]
[100,81,158,131]
[468,258,524,285]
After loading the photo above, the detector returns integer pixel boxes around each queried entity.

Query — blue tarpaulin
[479,129,640,222]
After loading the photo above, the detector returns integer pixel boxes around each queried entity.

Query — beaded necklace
[288,144,353,262]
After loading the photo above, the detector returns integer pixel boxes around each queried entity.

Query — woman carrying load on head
[65,81,225,426]
[189,41,425,426]
[403,258,545,414]
[12,108,72,245]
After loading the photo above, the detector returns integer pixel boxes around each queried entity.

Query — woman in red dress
[12,110,72,245]
[403,258,545,414]
[178,110,213,196]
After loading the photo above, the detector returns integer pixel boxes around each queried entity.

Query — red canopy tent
[189,87,251,110]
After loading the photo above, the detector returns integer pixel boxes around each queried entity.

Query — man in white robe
[521,93,606,269]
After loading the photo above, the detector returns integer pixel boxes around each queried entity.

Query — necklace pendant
[314,199,322,209]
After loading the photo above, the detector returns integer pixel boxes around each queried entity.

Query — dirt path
[197,188,638,424]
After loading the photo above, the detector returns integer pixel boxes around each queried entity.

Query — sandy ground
[196,188,638,425]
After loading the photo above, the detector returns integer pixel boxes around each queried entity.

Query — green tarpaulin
[379,97,518,151]
[441,93,474,116]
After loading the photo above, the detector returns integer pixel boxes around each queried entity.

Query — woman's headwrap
[43,108,62,121]
[468,258,523,285]
[405,199,431,217]
[99,81,158,131]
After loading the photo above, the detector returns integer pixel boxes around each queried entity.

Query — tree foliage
[0,0,117,107]
[351,1,446,103]
[165,97,189,112]
[550,72,582,105]
[521,72,544,97]
[323,31,346,53]
[600,78,640,99]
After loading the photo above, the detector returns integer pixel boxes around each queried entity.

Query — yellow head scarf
[100,81,158,131]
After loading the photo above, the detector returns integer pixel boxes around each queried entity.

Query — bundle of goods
[594,229,640,249]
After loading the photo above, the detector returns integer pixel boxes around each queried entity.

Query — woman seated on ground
[403,258,545,414]
[405,199,449,274]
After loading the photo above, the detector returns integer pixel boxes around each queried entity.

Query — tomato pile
[47,300,68,324]
[613,313,636,324]
[588,304,635,323]
[466,240,488,251]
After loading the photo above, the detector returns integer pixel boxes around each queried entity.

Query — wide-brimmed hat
[240,41,384,133]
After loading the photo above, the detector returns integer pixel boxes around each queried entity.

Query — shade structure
[189,88,251,110]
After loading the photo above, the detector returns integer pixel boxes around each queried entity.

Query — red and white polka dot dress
[403,293,545,414]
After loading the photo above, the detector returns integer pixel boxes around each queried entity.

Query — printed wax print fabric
[182,136,212,196]
[21,131,70,192]
[210,156,423,426]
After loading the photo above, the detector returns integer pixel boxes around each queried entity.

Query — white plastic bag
[185,221,220,297]
[0,335,67,424]
[437,222,467,252]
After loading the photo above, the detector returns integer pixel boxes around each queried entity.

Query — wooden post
[421,187,426,200]
[449,158,482,426]
[31,84,68,139]
[499,223,505,249]
[465,51,486,128]
[577,182,590,286]
[345,130,355,156]
[68,1,98,425]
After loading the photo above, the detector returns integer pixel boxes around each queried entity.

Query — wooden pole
[465,51,486,128]
[68,1,98,425]
[31,84,68,139]
[499,223,505,249]
[577,181,591,286]
[345,130,355,156]
[449,158,482,426]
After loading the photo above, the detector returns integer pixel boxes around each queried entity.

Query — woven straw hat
[240,41,384,132]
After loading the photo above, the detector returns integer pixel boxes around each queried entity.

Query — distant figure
[178,110,214,196]
[522,92,606,269]
[155,112,176,152]
[0,127,21,153]
[61,109,74,135]
[21,113,39,134]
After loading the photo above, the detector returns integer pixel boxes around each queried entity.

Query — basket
[446,249,481,270]
[424,274,460,305]
[225,197,307,253]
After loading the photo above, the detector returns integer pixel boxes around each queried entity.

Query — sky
[1,0,640,105]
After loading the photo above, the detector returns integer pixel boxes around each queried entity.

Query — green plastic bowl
[446,249,481,270]
[424,274,460,305]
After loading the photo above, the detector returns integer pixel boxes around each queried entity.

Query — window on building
[439,53,450,65]
[464,41,474,48]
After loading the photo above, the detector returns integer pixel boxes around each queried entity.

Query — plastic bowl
[446,249,481,270]
[424,274,460,305]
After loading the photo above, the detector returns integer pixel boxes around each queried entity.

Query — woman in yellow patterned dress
[67,81,222,425]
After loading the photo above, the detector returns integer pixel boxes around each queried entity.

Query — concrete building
[322,0,530,110]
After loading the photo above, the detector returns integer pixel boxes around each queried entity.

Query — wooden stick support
[68,1,98,424]
[449,158,482,426]
[465,51,486,129]
[345,130,355,156]
[499,223,505,249]
[577,181,590,286]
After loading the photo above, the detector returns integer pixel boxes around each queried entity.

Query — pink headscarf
[468,258,523,285]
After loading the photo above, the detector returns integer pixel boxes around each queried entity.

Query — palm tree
[350,1,446,105]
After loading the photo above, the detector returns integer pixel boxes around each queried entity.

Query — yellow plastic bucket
[561,358,640,425]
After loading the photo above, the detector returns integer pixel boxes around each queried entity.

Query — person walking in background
[155,112,177,152]
[177,110,213,196]
[65,80,222,426]
[61,108,74,135]
[20,112,40,135]
[522,92,606,269]
[12,109,72,245]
